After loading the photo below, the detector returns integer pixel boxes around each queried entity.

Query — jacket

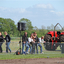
[0,35,4,42]
[22,35,28,42]
[5,35,11,42]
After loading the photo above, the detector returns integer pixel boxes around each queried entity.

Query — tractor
[44,23,64,50]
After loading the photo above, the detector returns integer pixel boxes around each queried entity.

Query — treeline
[0,17,64,37]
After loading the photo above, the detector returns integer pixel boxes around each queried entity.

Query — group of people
[22,32,45,54]
[0,32,11,53]
[0,31,45,54]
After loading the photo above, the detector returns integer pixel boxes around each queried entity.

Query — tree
[50,24,54,30]
[41,25,46,29]
[19,18,33,30]
[47,26,51,30]
[18,18,34,37]
[0,18,17,36]
[33,26,38,30]
[5,18,17,36]
[0,18,10,32]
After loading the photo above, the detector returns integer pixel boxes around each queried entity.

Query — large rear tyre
[44,34,51,50]
[44,34,51,42]
[44,34,56,50]
[44,42,56,50]
[60,35,64,42]
[59,35,64,49]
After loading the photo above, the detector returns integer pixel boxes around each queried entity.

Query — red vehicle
[44,23,64,50]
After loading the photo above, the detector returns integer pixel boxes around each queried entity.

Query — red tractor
[44,23,64,50]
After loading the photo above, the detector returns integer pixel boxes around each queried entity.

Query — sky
[0,0,64,29]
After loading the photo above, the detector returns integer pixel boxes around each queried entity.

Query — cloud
[50,10,55,12]
[55,11,64,16]
[0,7,7,11]
[35,4,53,9]
[50,10,64,16]
[0,7,26,13]
[0,3,64,28]
[1,0,64,1]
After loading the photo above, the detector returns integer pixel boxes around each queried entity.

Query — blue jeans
[22,41,29,54]
[37,43,42,53]
[6,42,11,53]
[32,43,38,54]
[28,43,32,53]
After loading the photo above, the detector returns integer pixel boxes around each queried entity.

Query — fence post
[61,42,64,54]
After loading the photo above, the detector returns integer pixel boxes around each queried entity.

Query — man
[4,32,11,53]
[0,32,4,53]
[22,32,29,54]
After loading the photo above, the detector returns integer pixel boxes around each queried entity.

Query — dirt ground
[0,58,64,64]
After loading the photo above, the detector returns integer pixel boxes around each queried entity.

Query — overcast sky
[0,0,64,28]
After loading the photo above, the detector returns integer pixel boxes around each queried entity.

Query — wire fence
[1,37,64,54]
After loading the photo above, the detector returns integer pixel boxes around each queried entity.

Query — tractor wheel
[60,35,64,42]
[44,34,51,50]
[44,34,51,42]
[44,34,56,50]
[59,35,64,49]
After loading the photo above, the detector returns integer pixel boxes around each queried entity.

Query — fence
[1,37,62,54]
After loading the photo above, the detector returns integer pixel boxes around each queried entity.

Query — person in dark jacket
[32,32,39,54]
[22,32,29,54]
[4,32,11,53]
[0,32,4,53]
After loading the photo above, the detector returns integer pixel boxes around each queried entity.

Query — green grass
[2,41,20,51]
[0,52,64,60]
[0,40,64,60]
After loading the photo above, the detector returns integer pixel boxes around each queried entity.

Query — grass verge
[0,50,64,60]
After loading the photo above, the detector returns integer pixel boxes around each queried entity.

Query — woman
[28,33,34,53]
[0,32,4,53]
[32,32,39,54]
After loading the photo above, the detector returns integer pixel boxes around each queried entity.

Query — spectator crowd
[0,31,45,54]
[22,32,45,54]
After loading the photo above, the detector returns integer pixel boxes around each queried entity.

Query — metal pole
[20,31,21,54]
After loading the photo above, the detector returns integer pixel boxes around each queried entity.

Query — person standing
[39,36,45,43]
[4,32,11,53]
[28,33,34,53]
[0,32,4,53]
[22,32,29,54]
[32,32,39,54]
[38,36,45,54]
[38,36,44,54]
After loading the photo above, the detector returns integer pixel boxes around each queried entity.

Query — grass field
[0,39,64,60]
[0,53,64,60]
[0,50,64,60]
